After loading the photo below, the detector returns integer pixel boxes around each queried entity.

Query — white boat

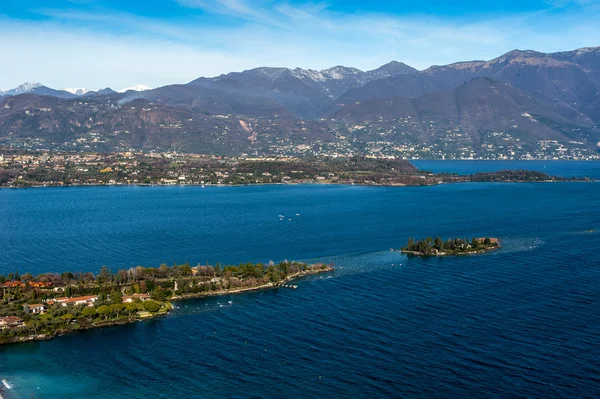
[1,379,11,389]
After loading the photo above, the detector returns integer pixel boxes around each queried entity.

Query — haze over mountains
[1,46,599,157]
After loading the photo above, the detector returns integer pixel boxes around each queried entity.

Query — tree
[152,286,168,301]
[27,319,42,335]
[97,266,112,285]
[109,304,125,318]
[96,305,110,320]
[61,272,75,283]
[82,272,95,284]
[143,300,160,313]
[82,307,97,321]
[144,280,155,292]
[125,303,138,317]
[110,289,123,305]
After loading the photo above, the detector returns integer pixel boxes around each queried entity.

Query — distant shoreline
[0,178,597,190]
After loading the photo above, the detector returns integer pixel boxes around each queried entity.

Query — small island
[0,260,333,346]
[399,237,501,256]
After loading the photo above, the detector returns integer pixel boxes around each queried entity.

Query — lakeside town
[0,148,593,188]
[1,107,599,161]
[0,261,333,345]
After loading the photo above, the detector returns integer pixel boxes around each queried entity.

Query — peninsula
[0,149,593,188]
[399,237,501,256]
[0,260,333,345]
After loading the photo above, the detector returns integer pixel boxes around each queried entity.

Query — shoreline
[394,237,502,257]
[0,179,596,190]
[171,267,333,301]
[0,317,163,346]
[0,266,334,347]
[394,245,502,257]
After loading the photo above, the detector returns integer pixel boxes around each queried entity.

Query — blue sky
[1,0,599,90]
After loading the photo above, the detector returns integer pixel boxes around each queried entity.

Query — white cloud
[0,1,599,89]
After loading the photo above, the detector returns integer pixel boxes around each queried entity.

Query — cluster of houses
[1,279,153,330]
[1,293,152,330]
[1,281,53,288]
[19,293,152,316]
[1,281,53,296]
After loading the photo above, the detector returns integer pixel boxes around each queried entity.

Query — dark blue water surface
[1,161,599,399]
[412,160,600,179]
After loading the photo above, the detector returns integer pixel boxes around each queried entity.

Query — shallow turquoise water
[0,161,599,398]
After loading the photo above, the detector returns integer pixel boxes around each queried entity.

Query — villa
[0,316,24,329]
[24,303,47,314]
[54,295,99,307]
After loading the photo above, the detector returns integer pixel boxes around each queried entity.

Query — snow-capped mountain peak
[62,87,92,96]
[321,66,363,80]
[1,82,44,96]
[118,85,152,93]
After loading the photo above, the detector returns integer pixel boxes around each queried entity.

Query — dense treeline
[1,261,325,294]
[401,237,499,255]
[468,170,558,182]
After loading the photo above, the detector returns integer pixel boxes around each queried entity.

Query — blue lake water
[1,161,599,398]
[412,159,600,179]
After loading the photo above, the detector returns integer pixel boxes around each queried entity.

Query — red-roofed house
[55,295,99,307]
[24,303,47,314]
[0,316,24,329]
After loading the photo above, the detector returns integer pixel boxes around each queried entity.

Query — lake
[1,161,599,398]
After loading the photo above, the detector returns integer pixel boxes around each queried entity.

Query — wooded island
[0,260,333,345]
[400,237,501,256]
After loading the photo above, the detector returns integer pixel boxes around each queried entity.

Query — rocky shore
[172,266,334,301]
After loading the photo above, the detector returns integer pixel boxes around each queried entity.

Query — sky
[1,0,599,91]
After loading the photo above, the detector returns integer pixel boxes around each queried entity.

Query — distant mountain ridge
[117,85,152,93]
[337,47,600,122]
[0,83,146,99]
[1,46,599,156]
[0,82,77,99]
[145,61,419,118]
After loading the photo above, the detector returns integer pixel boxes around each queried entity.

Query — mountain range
[0,83,151,99]
[1,46,599,157]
